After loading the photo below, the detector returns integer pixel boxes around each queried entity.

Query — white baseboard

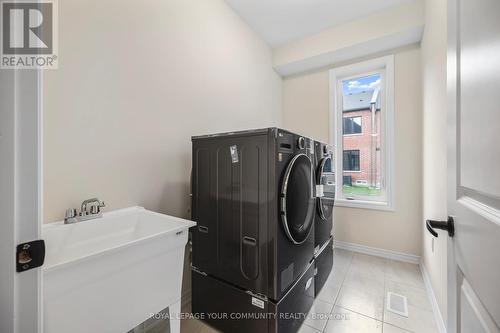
[420,263,447,333]
[333,240,420,264]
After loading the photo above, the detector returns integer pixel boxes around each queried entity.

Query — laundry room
[2,0,499,333]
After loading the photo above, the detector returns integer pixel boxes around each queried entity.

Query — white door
[446,0,500,332]
[0,69,43,333]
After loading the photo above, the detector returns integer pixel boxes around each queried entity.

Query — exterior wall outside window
[343,108,381,187]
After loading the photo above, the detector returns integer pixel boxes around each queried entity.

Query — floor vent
[387,292,408,317]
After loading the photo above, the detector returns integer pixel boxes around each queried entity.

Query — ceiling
[225,0,416,47]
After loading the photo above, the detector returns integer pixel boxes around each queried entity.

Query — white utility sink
[42,206,196,333]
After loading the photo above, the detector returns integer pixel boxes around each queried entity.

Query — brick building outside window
[342,88,381,195]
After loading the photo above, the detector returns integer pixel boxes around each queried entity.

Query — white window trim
[329,55,395,211]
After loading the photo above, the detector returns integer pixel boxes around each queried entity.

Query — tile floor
[180,249,439,333]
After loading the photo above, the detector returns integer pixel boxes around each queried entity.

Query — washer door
[280,154,315,244]
[316,156,335,221]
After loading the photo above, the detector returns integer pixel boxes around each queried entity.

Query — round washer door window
[280,154,315,244]
[316,156,335,221]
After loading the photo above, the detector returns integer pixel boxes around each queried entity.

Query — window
[343,150,360,171]
[343,117,362,135]
[329,56,394,211]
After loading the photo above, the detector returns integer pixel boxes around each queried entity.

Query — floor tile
[385,280,432,311]
[298,323,322,333]
[333,248,354,268]
[304,298,334,331]
[335,255,384,298]
[324,306,383,333]
[384,304,438,333]
[382,323,412,332]
[336,281,385,321]
[385,261,425,289]
[349,256,386,281]
[320,264,348,293]
[316,279,342,305]
[343,266,385,292]
[329,263,350,284]
[351,253,387,271]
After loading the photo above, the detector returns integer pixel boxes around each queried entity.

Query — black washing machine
[313,141,335,252]
[314,236,333,296]
[191,128,315,302]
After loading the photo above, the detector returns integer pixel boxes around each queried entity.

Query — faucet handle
[90,205,99,214]
[64,208,77,224]
[65,208,76,219]
[90,201,105,214]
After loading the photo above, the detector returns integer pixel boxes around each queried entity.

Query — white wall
[273,0,424,76]
[283,45,422,256]
[43,0,282,222]
[421,0,448,323]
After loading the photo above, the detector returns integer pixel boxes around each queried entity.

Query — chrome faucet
[64,198,106,224]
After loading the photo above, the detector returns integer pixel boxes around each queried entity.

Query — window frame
[329,55,395,211]
[343,116,363,136]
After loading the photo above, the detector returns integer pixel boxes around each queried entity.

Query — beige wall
[43,0,282,222]
[421,0,448,323]
[283,45,422,255]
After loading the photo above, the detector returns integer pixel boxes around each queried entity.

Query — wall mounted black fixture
[16,239,45,272]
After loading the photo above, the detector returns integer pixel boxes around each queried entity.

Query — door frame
[0,69,44,333]
[447,0,458,330]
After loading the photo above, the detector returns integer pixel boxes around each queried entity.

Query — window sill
[335,198,394,212]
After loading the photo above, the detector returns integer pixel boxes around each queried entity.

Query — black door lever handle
[426,216,455,238]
